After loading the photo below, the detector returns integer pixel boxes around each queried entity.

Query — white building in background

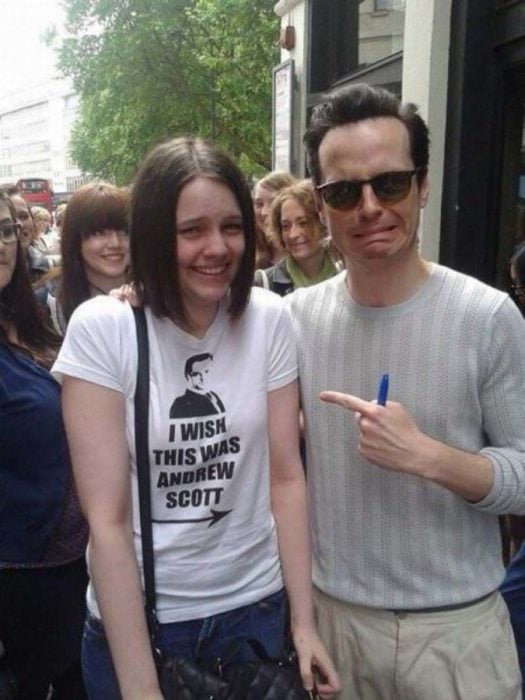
[0,77,91,196]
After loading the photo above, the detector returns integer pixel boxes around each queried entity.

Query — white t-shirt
[53,287,297,622]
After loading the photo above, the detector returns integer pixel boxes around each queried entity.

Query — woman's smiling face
[80,227,130,293]
[280,196,324,266]
[175,176,245,330]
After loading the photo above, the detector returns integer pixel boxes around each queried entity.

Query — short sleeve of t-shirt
[52,295,136,398]
[260,288,298,391]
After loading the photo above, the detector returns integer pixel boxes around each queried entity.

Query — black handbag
[158,637,313,700]
[132,308,317,700]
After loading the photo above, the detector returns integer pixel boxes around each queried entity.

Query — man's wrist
[415,438,494,501]
[405,432,438,480]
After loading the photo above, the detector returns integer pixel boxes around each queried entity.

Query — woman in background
[254,180,341,296]
[36,183,130,334]
[252,170,295,268]
[0,190,88,699]
[31,205,61,265]
[8,192,51,282]
[31,206,53,252]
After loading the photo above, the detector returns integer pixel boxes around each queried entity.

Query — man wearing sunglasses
[288,83,525,699]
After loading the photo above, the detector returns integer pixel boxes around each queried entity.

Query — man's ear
[314,189,326,225]
[419,172,430,209]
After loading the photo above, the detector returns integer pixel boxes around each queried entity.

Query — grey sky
[1,0,66,99]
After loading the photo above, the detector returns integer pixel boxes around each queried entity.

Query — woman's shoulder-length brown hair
[130,136,256,327]
[59,182,130,322]
[269,179,325,245]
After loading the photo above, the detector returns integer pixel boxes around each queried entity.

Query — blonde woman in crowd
[254,180,342,296]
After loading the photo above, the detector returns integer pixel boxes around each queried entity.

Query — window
[359,0,405,66]
[308,0,405,92]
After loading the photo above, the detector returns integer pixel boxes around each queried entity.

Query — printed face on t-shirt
[188,358,211,393]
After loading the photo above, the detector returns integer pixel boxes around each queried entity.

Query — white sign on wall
[272,59,294,172]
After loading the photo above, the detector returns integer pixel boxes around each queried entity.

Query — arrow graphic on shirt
[152,509,232,528]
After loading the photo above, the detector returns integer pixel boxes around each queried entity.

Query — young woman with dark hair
[0,190,88,699]
[37,183,130,333]
[53,137,340,700]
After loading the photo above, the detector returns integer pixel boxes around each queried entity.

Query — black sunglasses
[316,169,422,211]
[0,222,21,244]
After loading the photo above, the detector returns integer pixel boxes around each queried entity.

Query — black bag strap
[132,307,158,641]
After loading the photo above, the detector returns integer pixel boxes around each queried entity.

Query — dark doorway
[495,64,525,289]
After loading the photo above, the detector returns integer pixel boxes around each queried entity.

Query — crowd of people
[1,82,525,700]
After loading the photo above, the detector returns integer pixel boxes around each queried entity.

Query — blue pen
[377,373,389,406]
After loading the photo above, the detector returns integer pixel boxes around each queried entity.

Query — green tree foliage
[57,0,279,184]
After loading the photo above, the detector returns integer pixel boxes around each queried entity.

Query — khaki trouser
[314,587,522,700]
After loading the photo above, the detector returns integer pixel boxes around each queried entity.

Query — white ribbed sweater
[289,264,525,609]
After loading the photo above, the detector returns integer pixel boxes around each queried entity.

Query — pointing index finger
[319,391,372,414]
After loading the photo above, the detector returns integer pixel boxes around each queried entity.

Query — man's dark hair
[184,353,213,379]
[304,83,430,185]
[130,136,256,328]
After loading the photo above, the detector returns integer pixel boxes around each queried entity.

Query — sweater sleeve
[472,296,525,514]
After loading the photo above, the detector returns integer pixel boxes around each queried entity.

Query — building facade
[0,78,90,197]
[273,0,525,287]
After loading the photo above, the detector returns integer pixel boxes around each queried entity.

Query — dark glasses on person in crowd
[0,223,21,244]
[316,169,422,211]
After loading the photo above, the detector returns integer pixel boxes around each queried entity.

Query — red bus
[15,178,54,212]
